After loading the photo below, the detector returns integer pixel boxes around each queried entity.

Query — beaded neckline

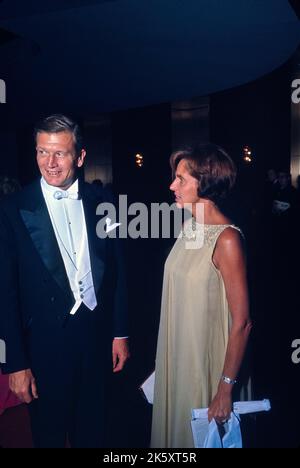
[180,221,238,244]
[203,223,233,227]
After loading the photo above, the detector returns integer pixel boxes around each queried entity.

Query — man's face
[36,131,86,190]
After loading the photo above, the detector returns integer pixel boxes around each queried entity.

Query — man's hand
[9,369,38,404]
[112,338,130,373]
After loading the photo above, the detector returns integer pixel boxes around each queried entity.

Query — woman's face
[170,159,200,208]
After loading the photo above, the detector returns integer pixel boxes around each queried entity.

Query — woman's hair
[170,143,236,204]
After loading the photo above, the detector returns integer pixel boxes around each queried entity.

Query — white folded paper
[191,417,210,448]
[191,399,271,420]
[200,413,243,448]
[232,399,271,414]
[191,399,271,448]
[140,371,155,404]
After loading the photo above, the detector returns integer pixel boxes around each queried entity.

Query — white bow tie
[53,190,79,200]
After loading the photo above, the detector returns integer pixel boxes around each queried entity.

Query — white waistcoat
[41,178,97,315]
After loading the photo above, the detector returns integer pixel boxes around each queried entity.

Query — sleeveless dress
[151,223,241,448]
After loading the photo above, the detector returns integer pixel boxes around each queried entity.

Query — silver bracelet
[221,375,237,385]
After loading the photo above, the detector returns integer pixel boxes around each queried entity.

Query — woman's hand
[207,386,232,424]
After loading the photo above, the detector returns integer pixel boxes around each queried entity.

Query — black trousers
[27,304,112,448]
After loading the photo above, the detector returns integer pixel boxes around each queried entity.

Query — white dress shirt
[41,177,97,315]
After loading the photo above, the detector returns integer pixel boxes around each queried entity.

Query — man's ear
[77,149,86,168]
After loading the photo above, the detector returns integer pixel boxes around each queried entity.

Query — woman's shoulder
[218,224,242,241]
[212,225,245,270]
[203,222,241,250]
[214,225,244,255]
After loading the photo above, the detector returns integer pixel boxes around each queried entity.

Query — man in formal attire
[0,114,130,447]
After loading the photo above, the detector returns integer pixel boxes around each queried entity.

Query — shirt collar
[41,177,79,198]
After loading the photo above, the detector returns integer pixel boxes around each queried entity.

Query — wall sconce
[135,153,144,168]
[242,145,253,163]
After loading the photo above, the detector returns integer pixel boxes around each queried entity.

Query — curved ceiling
[0,0,299,122]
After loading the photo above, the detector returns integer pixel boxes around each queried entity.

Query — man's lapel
[80,181,106,295]
[19,180,71,295]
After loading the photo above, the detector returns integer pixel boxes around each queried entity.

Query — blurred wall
[0,131,19,179]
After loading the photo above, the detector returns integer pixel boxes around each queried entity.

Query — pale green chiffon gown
[151,223,241,448]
